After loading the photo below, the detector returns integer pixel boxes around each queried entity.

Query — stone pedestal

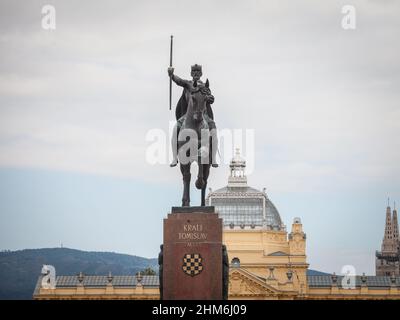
[162,206,223,300]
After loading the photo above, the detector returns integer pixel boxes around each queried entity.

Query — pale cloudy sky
[0,0,399,274]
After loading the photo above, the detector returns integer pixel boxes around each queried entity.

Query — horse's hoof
[195,179,204,189]
[170,160,178,167]
[182,200,190,207]
[212,163,219,168]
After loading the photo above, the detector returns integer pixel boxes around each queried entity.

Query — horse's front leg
[180,163,191,206]
[201,184,206,206]
[195,157,204,190]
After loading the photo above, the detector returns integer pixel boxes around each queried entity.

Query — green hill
[0,248,158,300]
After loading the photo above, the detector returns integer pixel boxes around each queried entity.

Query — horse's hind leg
[201,164,210,206]
[180,163,191,206]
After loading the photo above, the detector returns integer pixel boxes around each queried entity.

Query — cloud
[0,1,399,192]
[0,0,399,194]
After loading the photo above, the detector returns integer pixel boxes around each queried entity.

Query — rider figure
[168,64,218,168]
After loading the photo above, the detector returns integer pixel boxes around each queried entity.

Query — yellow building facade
[33,218,400,300]
[33,151,400,300]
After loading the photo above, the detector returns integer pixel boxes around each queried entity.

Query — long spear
[169,35,173,110]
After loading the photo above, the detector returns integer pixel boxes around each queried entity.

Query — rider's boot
[170,124,178,167]
[211,128,219,168]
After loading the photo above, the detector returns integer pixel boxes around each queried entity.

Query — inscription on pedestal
[178,223,208,245]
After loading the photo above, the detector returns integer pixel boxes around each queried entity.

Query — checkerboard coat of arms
[182,253,203,276]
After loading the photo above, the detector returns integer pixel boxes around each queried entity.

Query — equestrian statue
[168,38,218,207]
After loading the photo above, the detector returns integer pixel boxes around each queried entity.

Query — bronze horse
[175,80,213,207]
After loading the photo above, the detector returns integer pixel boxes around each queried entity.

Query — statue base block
[162,206,223,300]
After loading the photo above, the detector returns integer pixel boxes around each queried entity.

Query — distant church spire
[382,202,395,254]
[376,201,400,276]
[392,202,399,250]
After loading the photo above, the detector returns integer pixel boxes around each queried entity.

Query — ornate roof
[307,275,400,288]
[33,274,159,295]
[34,274,400,293]
[55,275,159,287]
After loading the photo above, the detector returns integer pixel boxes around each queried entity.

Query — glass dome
[206,149,284,230]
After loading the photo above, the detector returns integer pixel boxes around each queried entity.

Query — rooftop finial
[137,271,143,283]
[388,197,390,207]
[78,272,84,283]
[228,147,247,187]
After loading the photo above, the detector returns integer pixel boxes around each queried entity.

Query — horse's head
[191,79,210,123]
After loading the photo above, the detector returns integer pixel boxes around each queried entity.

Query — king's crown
[191,64,202,72]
